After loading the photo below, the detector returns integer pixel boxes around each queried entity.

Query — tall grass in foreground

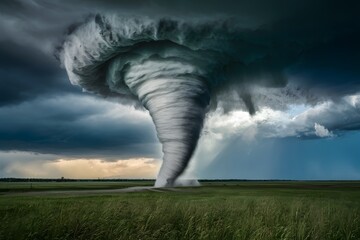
[0,187,360,240]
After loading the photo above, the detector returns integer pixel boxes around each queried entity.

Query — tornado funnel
[60,14,282,186]
[125,75,210,186]
[115,53,211,186]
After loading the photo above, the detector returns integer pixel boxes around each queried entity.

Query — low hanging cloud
[314,123,333,138]
[204,92,360,140]
[0,93,160,158]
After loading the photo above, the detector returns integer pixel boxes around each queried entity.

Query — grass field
[1,181,360,240]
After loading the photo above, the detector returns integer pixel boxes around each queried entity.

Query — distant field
[0,181,154,193]
[1,181,360,240]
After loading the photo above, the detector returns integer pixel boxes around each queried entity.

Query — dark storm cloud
[0,1,163,158]
[288,33,360,98]
[0,42,78,106]
[0,94,159,158]
[0,0,359,160]
[56,0,360,108]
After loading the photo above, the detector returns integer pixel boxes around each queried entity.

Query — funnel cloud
[61,16,232,186]
[60,14,302,186]
[60,11,360,186]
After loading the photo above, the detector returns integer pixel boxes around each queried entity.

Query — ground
[1,181,360,240]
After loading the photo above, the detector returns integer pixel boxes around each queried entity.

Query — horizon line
[1,178,360,182]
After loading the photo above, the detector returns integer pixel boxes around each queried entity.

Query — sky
[0,0,360,180]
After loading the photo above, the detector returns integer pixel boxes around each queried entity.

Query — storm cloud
[0,93,159,158]
[0,0,359,180]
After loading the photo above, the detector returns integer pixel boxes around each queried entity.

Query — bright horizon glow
[2,155,160,179]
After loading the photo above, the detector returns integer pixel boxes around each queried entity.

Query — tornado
[118,54,211,186]
[60,14,291,186]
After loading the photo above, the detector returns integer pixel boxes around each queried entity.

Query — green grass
[1,181,360,240]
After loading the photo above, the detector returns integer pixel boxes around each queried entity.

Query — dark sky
[0,0,359,179]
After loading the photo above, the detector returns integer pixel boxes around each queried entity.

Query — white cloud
[314,123,333,138]
[184,93,360,177]
[204,92,360,141]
